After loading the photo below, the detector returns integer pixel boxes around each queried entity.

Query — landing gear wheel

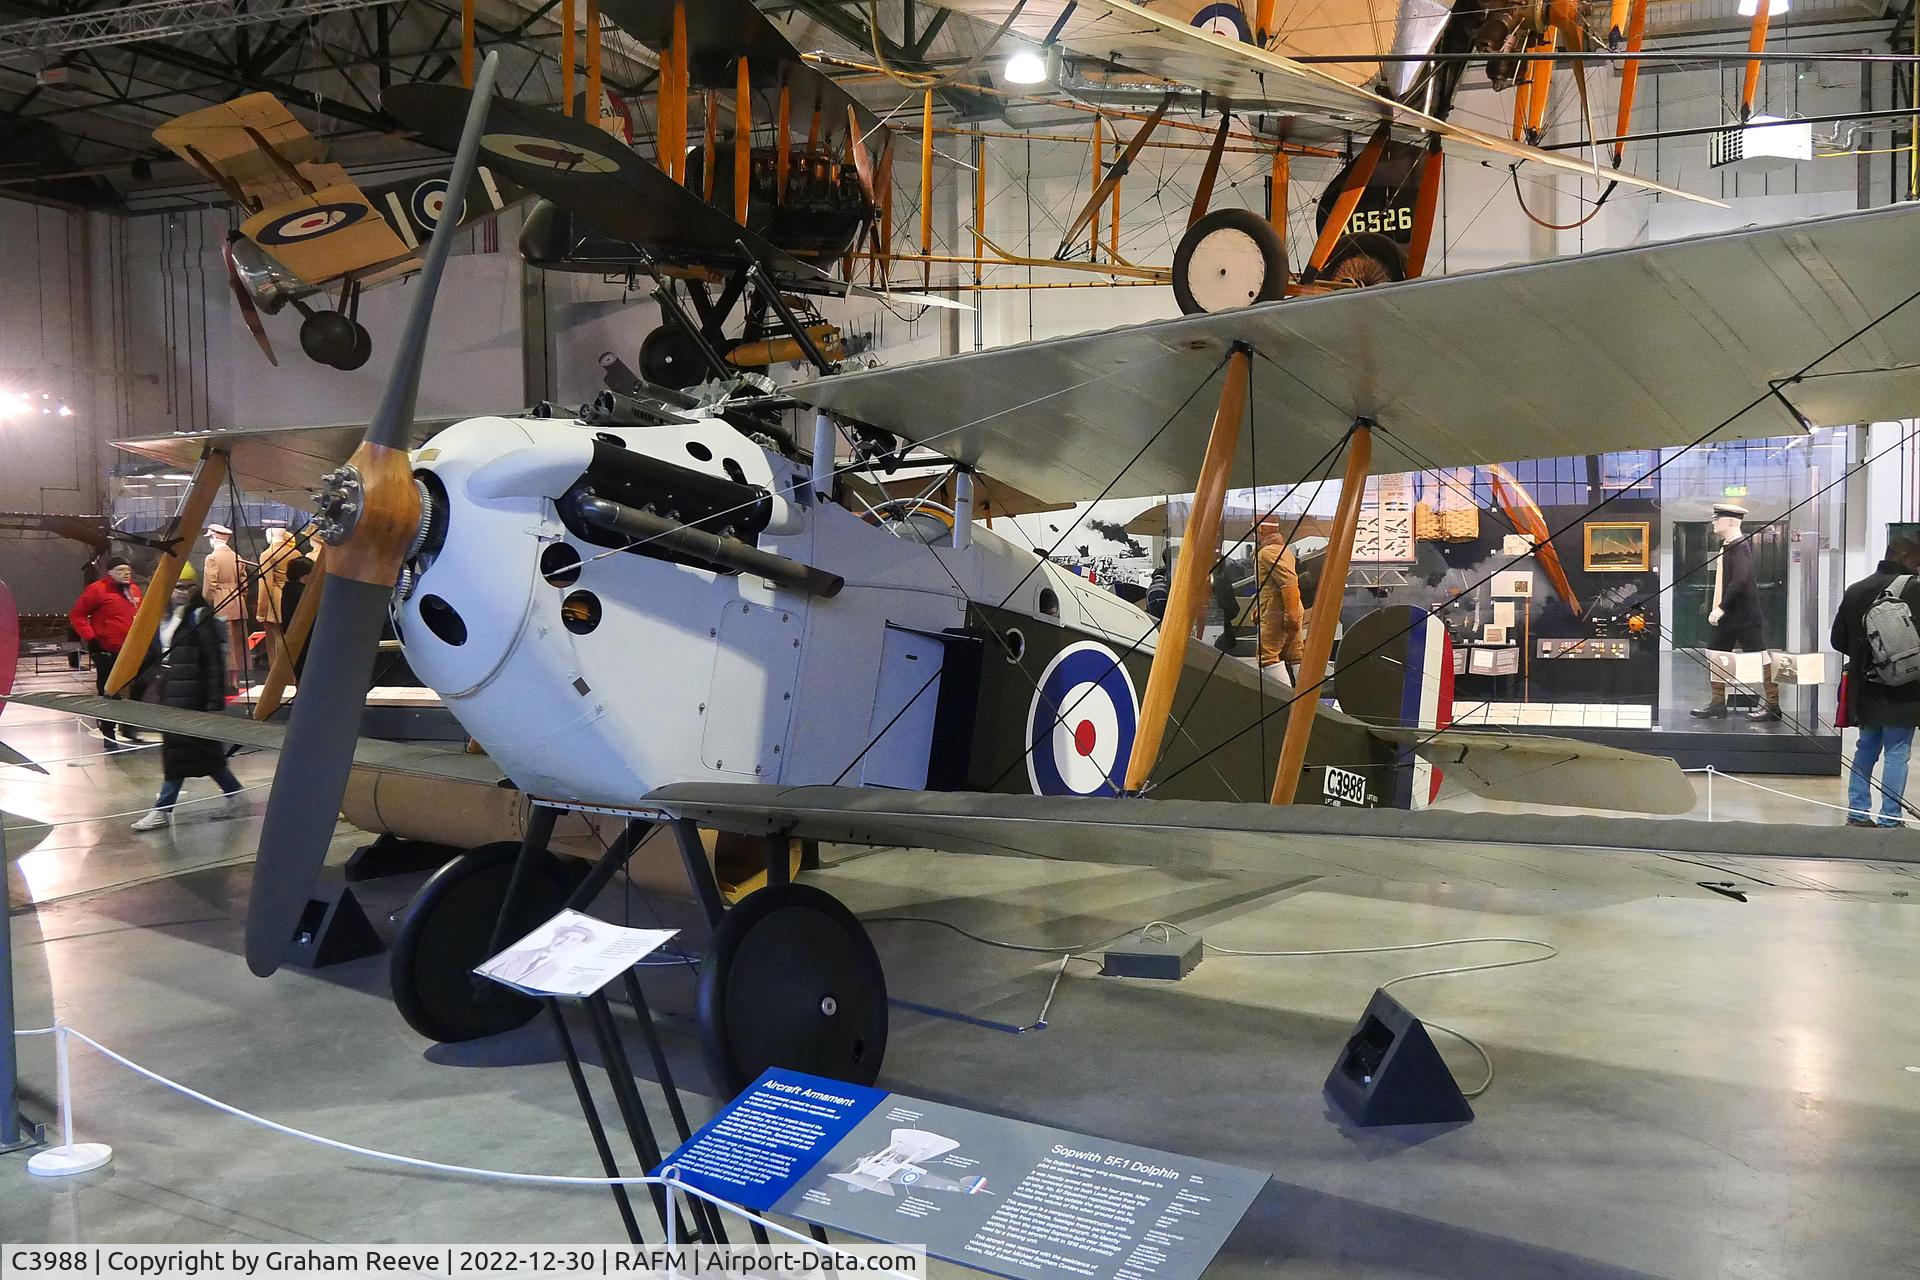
[299,310,359,369]
[1322,232,1407,287]
[1171,207,1288,315]
[390,841,575,1043]
[639,325,708,390]
[698,882,887,1097]
[335,321,373,371]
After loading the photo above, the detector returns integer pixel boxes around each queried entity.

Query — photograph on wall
[1584,521,1652,572]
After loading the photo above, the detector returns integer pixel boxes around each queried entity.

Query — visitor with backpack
[1831,538,1920,828]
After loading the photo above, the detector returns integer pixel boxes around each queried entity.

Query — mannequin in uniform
[256,520,299,672]
[200,523,248,694]
[1692,502,1780,721]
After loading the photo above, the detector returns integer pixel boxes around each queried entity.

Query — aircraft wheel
[1172,207,1288,315]
[333,321,374,371]
[1322,232,1407,287]
[390,840,575,1043]
[638,325,708,390]
[299,310,359,368]
[698,882,887,1097]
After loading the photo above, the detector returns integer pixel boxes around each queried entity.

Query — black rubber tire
[698,882,887,1098]
[1322,232,1407,287]
[299,310,358,368]
[390,841,575,1043]
[333,321,374,371]
[1171,207,1288,315]
[638,325,707,390]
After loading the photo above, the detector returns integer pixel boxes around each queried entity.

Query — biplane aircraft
[16,55,1920,1104]
[155,92,519,371]
[924,0,1821,300]
[383,0,967,393]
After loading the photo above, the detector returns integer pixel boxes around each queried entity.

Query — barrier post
[1,816,26,1151]
[1706,765,1714,823]
[25,1022,112,1176]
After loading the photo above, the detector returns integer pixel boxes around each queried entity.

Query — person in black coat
[130,566,248,832]
[1832,538,1920,827]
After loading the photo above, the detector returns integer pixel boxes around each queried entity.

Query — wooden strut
[254,546,326,720]
[775,83,792,204]
[668,0,688,182]
[460,0,475,89]
[1270,422,1372,805]
[1524,35,1558,144]
[108,446,230,696]
[1741,3,1771,120]
[1611,0,1649,168]
[1188,110,1233,227]
[1302,123,1389,283]
[1089,115,1102,263]
[735,56,752,226]
[919,88,934,280]
[1054,94,1171,259]
[1121,346,1252,794]
[1267,149,1288,239]
[585,0,601,119]
[560,0,576,116]
[1402,138,1444,278]
[703,90,718,203]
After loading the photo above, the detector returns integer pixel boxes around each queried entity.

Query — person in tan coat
[255,522,302,670]
[1255,518,1306,672]
[200,523,248,692]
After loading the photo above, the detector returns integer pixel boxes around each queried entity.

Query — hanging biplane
[383,0,967,392]
[15,55,1920,1107]
[155,92,520,371]
[928,0,1811,300]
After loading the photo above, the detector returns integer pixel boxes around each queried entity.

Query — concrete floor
[6,673,1920,1277]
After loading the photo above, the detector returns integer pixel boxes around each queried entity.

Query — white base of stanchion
[27,1142,112,1177]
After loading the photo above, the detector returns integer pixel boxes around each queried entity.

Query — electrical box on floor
[1103,931,1204,981]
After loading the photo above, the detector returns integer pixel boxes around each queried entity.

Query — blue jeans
[1848,726,1914,825]
[155,766,242,812]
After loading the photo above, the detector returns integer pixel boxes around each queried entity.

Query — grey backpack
[1864,575,1920,685]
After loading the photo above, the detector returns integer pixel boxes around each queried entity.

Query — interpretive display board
[661,1069,1267,1280]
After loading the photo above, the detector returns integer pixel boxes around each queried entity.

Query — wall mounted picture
[1585,521,1651,572]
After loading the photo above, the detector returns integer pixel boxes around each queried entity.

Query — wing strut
[1054,95,1172,259]
[1300,123,1388,284]
[1403,138,1444,277]
[107,446,231,696]
[1611,0,1649,168]
[1741,2,1771,120]
[1271,421,1371,805]
[1122,343,1251,793]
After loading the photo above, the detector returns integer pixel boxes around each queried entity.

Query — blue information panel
[662,1071,1267,1280]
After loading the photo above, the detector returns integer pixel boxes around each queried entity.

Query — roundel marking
[1191,2,1253,42]
[1026,640,1138,798]
[410,178,464,230]
[255,201,367,245]
[480,132,622,173]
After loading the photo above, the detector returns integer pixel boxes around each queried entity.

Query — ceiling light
[1737,0,1788,16]
[1004,47,1047,84]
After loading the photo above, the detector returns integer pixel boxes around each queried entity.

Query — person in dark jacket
[1144,549,1172,622]
[130,564,247,832]
[278,558,313,680]
[68,555,147,742]
[1832,538,1920,827]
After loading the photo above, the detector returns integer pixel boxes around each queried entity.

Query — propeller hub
[310,464,365,544]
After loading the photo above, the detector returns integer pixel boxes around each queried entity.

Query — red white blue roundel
[1191,2,1253,42]
[481,132,622,173]
[255,202,367,245]
[410,178,464,231]
[1026,640,1138,798]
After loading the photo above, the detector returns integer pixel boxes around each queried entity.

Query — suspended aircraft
[16,50,1920,1107]
[155,92,519,371]
[382,0,968,393]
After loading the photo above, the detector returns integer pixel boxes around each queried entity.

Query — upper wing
[3,692,506,787]
[115,418,462,504]
[939,0,1714,203]
[646,783,1920,898]
[791,201,1920,502]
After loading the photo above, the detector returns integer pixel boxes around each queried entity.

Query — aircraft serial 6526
[19,53,1920,1101]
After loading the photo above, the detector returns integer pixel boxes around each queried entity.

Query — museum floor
[5,693,1920,1278]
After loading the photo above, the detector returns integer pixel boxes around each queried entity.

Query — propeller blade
[253,547,325,721]
[244,51,501,978]
[223,234,279,367]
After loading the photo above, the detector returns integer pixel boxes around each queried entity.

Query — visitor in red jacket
[68,556,148,744]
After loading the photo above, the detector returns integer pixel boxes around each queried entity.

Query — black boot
[1690,702,1727,719]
